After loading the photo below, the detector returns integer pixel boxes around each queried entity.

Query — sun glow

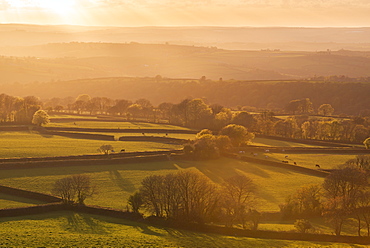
[34,0,76,15]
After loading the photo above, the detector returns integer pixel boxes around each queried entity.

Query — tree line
[44,94,370,144]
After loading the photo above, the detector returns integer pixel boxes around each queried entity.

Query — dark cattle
[285,155,289,159]
[120,149,126,152]
[315,164,320,168]
[282,161,289,163]
[293,162,297,165]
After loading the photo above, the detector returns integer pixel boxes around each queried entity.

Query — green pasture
[0,193,44,209]
[251,137,324,148]
[46,119,192,131]
[0,157,323,212]
[58,131,195,140]
[0,212,362,248]
[259,152,360,170]
[0,132,182,158]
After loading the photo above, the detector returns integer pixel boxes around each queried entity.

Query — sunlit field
[0,132,182,158]
[0,157,324,211]
[46,119,193,131]
[261,153,360,170]
[251,137,324,148]
[0,212,362,248]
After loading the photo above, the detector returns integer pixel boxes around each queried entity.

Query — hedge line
[0,154,177,170]
[44,131,115,141]
[118,136,184,143]
[0,150,182,164]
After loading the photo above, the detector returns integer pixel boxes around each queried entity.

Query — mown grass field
[46,119,193,130]
[251,137,324,148]
[0,157,324,212]
[0,131,182,158]
[259,152,361,170]
[0,211,365,248]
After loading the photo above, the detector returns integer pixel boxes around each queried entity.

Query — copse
[32,110,49,126]
[219,124,255,147]
[129,171,258,227]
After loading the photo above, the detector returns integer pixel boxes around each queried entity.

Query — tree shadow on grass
[109,170,136,193]
[64,212,108,235]
[174,158,272,184]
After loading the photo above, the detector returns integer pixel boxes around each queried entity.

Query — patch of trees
[127,170,259,229]
[183,125,254,160]
[280,155,370,236]
[0,94,42,124]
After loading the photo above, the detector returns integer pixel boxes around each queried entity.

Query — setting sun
[34,0,76,15]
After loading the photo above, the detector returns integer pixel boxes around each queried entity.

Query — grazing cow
[282,161,289,163]
[285,155,289,159]
[265,155,269,159]
[315,164,320,168]
[120,149,125,152]
[265,149,270,152]
[142,133,145,136]
[293,162,297,165]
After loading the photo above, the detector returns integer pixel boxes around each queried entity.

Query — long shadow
[64,212,108,234]
[109,170,136,193]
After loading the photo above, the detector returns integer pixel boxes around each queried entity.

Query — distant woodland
[0,77,369,116]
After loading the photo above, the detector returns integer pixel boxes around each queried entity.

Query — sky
[0,0,369,27]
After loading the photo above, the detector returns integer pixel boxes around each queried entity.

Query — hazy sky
[0,0,369,27]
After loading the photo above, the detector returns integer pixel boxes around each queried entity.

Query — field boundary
[0,153,180,170]
[0,185,61,203]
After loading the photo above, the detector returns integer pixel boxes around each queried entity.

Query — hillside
[1,43,370,83]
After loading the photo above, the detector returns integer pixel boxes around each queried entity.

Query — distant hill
[0,24,370,51]
[0,42,370,83]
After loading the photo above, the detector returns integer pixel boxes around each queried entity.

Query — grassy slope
[251,137,325,147]
[0,212,365,248]
[0,157,323,212]
[0,131,182,158]
[46,119,193,130]
[262,153,359,170]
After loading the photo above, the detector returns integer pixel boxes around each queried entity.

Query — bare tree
[221,175,255,228]
[52,177,75,203]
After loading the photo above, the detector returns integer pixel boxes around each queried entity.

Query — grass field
[259,153,360,170]
[0,157,324,212]
[46,119,193,131]
[0,212,365,247]
[251,137,324,148]
[0,131,182,158]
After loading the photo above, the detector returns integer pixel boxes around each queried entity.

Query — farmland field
[261,153,360,170]
[46,119,193,131]
[0,131,182,158]
[0,212,365,247]
[0,157,324,211]
[251,137,325,148]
